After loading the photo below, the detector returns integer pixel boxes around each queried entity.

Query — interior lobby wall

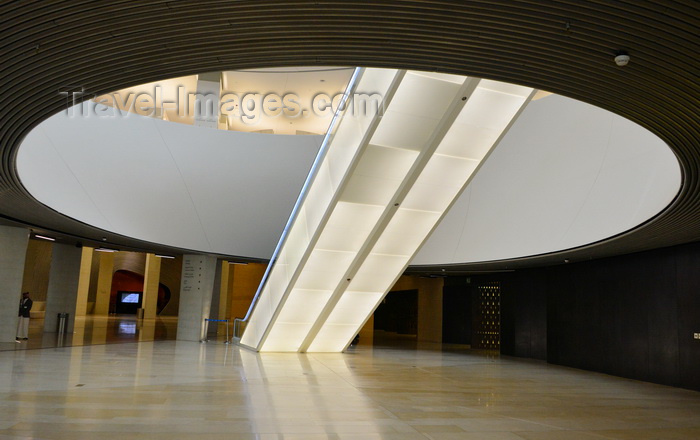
[86,252,100,307]
[500,271,548,361]
[389,276,443,343]
[496,241,700,392]
[102,251,181,316]
[229,263,266,321]
[113,251,146,274]
[21,239,53,302]
[159,255,182,316]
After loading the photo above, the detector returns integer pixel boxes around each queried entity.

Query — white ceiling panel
[17,102,321,259]
[17,92,680,264]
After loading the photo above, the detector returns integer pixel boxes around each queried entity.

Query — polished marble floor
[0,315,178,352]
[0,337,698,439]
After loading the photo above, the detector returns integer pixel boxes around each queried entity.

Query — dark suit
[19,297,32,318]
[17,297,32,339]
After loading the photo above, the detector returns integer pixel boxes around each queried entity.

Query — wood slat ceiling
[0,0,698,270]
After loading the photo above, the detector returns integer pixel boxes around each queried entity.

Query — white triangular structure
[237,68,534,352]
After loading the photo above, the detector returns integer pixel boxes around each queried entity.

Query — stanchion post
[203,319,231,343]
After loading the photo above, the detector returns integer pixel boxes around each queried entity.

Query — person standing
[16,291,32,341]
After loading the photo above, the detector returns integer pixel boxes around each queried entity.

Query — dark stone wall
[494,241,700,391]
[500,271,547,361]
[442,277,472,345]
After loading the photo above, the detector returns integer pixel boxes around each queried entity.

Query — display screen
[120,292,140,304]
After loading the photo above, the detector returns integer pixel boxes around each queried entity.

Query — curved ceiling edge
[16,94,681,265]
[412,93,681,266]
[16,103,323,260]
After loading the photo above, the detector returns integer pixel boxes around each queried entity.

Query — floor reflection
[0,315,177,351]
[2,339,698,439]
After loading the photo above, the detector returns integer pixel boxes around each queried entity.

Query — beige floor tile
[0,328,698,440]
[596,428,700,439]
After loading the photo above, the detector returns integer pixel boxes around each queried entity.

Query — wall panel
[497,241,700,391]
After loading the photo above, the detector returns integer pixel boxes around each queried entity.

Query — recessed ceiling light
[95,247,118,253]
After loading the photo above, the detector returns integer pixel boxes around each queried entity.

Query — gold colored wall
[159,255,182,316]
[379,275,443,344]
[229,263,266,321]
[86,251,182,316]
[21,239,53,302]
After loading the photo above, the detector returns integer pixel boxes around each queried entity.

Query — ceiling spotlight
[614,53,630,66]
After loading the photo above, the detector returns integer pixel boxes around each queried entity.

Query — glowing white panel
[370,110,441,150]
[246,68,405,352]
[303,161,336,234]
[479,79,532,97]
[325,291,384,325]
[340,175,404,206]
[246,71,534,353]
[241,285,273,346]
[325,68,398,186]
[401,181,460,212]
[354,144,421,180]
[463,87,528,131]
[371,208,442,256]
[387,208,443,238]
[306,78,534,352]
[436,86,527,159]
[352,67,400,104]
[262,323,315,352]
[267,288,335,350]
[341,145,419,205]
[325,115,373,188]
[276,289,334,323]
[386,72,463,118]
[398,156,479,213]
[307,324,359,352]
[326,135,362,187]
[294,249,357,291]
[418,154,480,189]
[321,202,383,236]
[267,262,289,306]
[412,71,466,84]
[280,209,309,267]
[316,202,384,252]
[347,254,411,292]
[308,292,385,352]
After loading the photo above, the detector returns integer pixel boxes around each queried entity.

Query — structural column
[93,251,114,316]
[417,277,444,343]
[74,247,94,317]
[0,226,29,343]
[217,261,231,335]
[231,263,265,320]
[194,72,221,129]
[44,243,82,333]
[177,254,217,341]
[142,253,162,319]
